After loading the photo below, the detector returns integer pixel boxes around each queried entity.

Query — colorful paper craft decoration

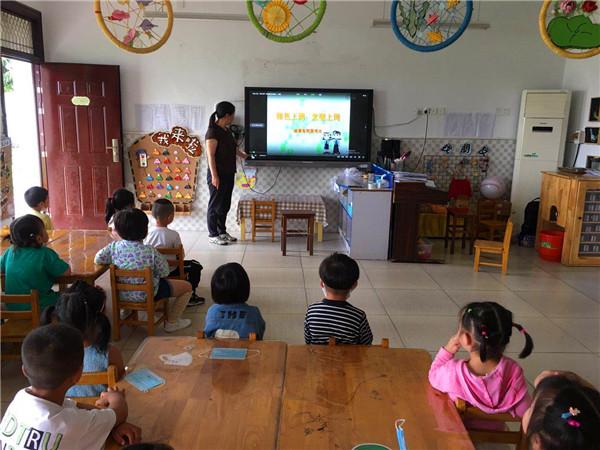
[129,126,200,214]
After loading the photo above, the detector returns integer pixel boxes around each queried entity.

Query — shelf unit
[537,171,600,266]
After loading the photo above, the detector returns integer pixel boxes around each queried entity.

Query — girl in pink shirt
[429,302,534,427]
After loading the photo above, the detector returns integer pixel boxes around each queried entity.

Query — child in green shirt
[1,215,70,310]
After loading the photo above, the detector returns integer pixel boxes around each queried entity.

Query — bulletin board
[128,126,202,215]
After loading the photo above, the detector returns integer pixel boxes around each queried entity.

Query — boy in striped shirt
[304,253,373,345]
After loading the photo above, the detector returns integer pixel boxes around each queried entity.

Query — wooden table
[278,345,475,450]
[2,229,112,285]
[108,337,287,450]
[237,194,327,242]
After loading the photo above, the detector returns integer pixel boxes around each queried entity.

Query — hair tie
[561,407,581,427]
[480,324,489,339]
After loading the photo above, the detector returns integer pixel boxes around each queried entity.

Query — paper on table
[444,113,476,138]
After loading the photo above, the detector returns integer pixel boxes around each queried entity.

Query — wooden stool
[445,207,474,255]
[281,210,315,256]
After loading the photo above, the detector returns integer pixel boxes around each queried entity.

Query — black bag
[519,198,540,241]
[169,259,203,293]
[183,259,203,292]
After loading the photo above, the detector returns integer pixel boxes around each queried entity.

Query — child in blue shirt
[204,263,265,340]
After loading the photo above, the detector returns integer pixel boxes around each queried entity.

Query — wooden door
[37,63,123,229]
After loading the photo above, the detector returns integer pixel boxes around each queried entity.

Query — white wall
[26,1,566,139]
[562,57,600,132]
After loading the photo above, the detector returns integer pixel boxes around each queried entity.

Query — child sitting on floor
[24,186,53,230]
[144,198,205,306]
[0,215,70,310]
[0,324,141,449]
[304,253,373,345]
[522,370,600,450]
[429,302,534,428]
[204,263,265,339]
[41,281,125,398]
[95,208,193,333]
[105,188,135,239]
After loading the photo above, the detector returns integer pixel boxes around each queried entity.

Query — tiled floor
[2,233,599,418]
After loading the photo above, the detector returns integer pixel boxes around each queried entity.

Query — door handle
[107,138,119,163]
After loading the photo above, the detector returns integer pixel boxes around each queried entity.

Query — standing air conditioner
[511,90,571,229]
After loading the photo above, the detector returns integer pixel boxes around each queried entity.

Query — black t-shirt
[205,125,237,176]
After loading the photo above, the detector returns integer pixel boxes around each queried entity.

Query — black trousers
[169,260,203,293]
[207,173,235,237]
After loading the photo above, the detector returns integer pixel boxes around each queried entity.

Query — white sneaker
[219,232,237,243]
[208,236,229,246]
[164,318,192,333]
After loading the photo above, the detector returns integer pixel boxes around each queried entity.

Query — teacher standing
[205,101,247,245]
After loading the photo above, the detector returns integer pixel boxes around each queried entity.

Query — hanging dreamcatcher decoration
[246,0,327,43]
[539,0,600,59]
[94,0,174,53]
[390,0,473,52]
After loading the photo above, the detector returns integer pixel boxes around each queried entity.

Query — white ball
[480,176,506,199]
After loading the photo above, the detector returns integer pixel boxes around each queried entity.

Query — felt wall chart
[128,126,201,215]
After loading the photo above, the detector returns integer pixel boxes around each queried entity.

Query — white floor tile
[515,290,600,318]
[553,271,600,301]
[246,267,304,288]
[549,318,600,353]
[505,317,590,354]
[491,273,579,292]
[377,289,460,316]
[390,315,458,352]
[242,252,302,269]
[425,266,508,291]
[261,313,306,344]
[516,352,600,389]
[368,315,405,348]
[249,287,307,314]
[364,269,439,290]
[444,290,543,319]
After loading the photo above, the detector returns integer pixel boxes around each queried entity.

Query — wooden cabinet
[537,172,600,266]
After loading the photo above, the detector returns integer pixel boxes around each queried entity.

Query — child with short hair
[24,186,53,230]
[95,208,193,333]
[304,253,372,345]
[429,302,534,427]
[41,281,125,398]
[144,198,205,306]
[0,215,70,310]
[522,370,600,450]
[0,324,141,449]
[105,188,135,239]
[204,263,265,339]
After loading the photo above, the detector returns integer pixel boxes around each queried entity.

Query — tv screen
[245,87,373,163]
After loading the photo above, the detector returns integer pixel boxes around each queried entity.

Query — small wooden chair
[157,246,185,280]
[477,199,512,241]
[0,290,40,360]
[109,265,169,340]
[474,218,513,274]
[251,199,277,242]
[281,210,315,256]
[455,399,526,449]
[196,330,257,341]
[327,337,389,348]
[72,365,118,406]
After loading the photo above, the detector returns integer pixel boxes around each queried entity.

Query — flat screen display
[245,87,373,163]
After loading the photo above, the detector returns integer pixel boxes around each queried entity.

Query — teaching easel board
[128,126,202,215]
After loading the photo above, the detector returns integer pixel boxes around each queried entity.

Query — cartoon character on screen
[321,131,332,153]
[332,130,342,155]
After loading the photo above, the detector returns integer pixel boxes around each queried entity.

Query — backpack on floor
[519,198,540,246]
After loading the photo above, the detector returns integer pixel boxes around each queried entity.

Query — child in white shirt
[145,198,205,306]
[0,324,141,450]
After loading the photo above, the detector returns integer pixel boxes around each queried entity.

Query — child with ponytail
[42,280,124,398]
[522,370,600,450]
[429,302,534,427]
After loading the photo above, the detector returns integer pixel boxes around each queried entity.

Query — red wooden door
[37,63,123,229]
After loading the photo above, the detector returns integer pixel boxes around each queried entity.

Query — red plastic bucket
[538,230,564,262]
